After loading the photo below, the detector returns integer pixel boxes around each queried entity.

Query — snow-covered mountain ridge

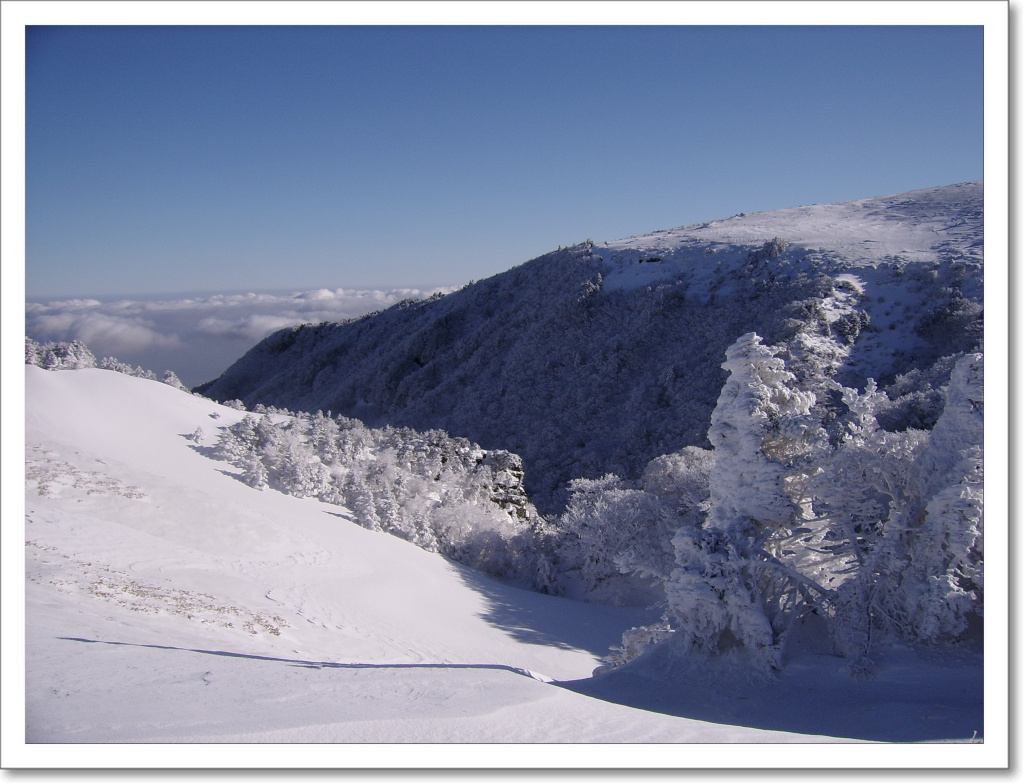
[600,181,982,291]
[197,183,983,513]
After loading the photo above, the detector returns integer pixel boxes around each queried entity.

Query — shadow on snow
[448,560,658,657]
[57,637,548,682]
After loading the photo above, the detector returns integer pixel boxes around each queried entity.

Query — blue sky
[25,23,983,299]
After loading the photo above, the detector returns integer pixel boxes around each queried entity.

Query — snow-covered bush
[809,379,931,660]
[808,354,983,658]
[25,337,41,366]
[162,370,188,391]
[99,357,157,380]
[558,474,672,604]
[746,237,788,265]
[209,410,556,592]
[597,621,675,674]
[915,291,983,360]
[556,446,713,605]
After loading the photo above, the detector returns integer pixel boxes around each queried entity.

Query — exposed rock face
[477,450,532,523]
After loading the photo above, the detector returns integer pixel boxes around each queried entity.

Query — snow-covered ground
[16,369,828,746]
[601,182,982,290]
[6,366,1003,768]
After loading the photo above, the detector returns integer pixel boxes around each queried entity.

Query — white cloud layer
[25,286,453,387]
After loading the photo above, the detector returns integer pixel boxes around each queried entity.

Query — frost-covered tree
[99,356,157,380]
[559,474,671,604]
[308,411,342,465]
[557,446,714,605]
[640,447,715,517]
[896,353,984,642]
[25,337,42,366]
[703,333,822,535]
[794,353,982,660]
[162,370,188,391]
[666,332,826,669]
[808,379,930,660]
[26,339,97,370]
[99,357,138,374]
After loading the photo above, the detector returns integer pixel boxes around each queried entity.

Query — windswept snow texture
[197,183,982,512]
[27,367,845,744]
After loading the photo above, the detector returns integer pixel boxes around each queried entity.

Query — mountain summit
[197,183,982,512]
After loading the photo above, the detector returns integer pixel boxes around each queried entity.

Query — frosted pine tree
[666,332,826,670]
[25,337,42,366]
[162,370,188,391]
[240,450,270,490]
[804,354,982,659]
[559,474,674,604]
[27,339,97,370]
[898,353,984,642]
[308,411,342,465]
[809,379,929,660]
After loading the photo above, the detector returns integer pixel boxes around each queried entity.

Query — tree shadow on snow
[556,638,985,743]
[448,564,657,658]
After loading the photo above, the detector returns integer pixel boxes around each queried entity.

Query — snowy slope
[23,366,845,748]
[597,181,982,393]
[600,181,982,292]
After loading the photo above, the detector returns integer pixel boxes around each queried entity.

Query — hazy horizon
[25,284,455,387]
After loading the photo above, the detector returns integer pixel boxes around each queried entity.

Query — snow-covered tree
[240,450,270,491]
[703,333,822,536]
[797,354,982,660]
[98,356,157,380]
[666,332,826,669]
[557,446,714,605]
[162,370,188,391]
[25,337,42,366]
[26,339,97,370]
[559,474,671,604]
[896,353,984,642]
[809,379,930,660]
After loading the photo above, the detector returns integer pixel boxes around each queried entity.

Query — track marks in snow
[26,445,145,501]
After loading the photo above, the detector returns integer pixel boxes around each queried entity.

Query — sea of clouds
[25,287,453,387]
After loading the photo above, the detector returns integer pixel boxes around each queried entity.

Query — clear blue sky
[25,24,983,299]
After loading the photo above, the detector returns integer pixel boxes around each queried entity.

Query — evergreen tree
[810,379,930,660]
[666,333,826,669]
[898,353,984,642]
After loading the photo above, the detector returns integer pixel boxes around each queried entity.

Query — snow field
[22,367,842,751]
